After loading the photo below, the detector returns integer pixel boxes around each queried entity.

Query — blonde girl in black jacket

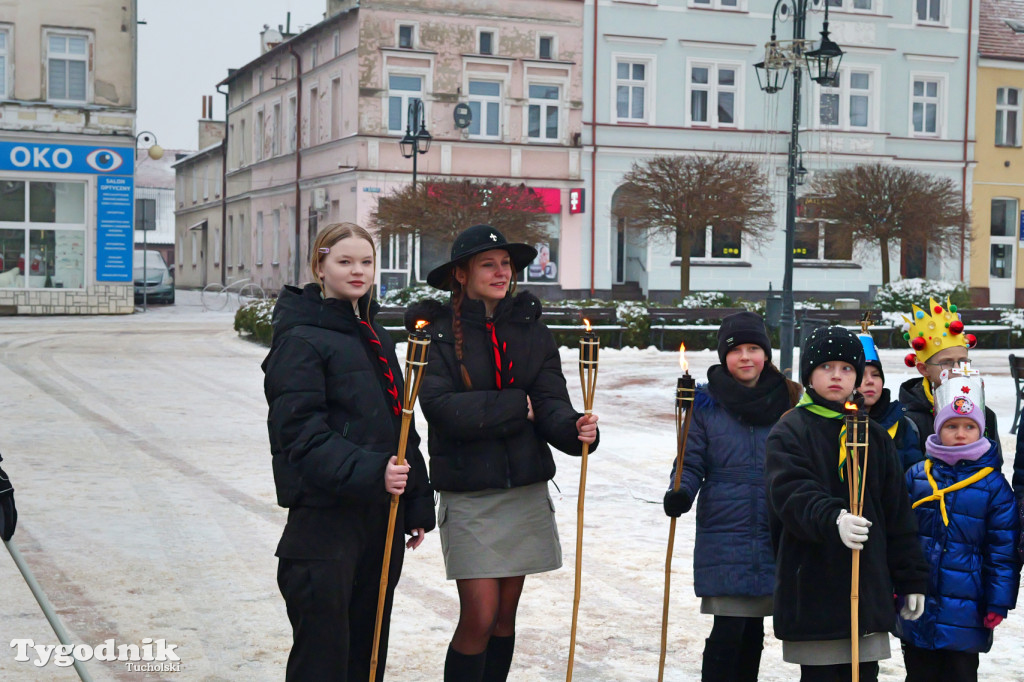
[408,224,598,682]
[263,223,434,681]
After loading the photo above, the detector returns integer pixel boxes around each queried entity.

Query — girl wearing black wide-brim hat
[407,224,600,681]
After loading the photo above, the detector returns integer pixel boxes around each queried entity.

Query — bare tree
[809,163,970,285]
[616,153,775,296]
[369,178,553,247]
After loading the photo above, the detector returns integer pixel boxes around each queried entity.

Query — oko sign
[0,141,132,175]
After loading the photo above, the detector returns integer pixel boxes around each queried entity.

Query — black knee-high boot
[701,638,740,682]
[444,644,486,682]
[482,634,515,681]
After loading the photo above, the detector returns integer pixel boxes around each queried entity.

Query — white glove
[837,510,871,550]
[900,594,925,621]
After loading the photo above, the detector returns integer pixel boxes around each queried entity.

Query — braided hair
[451,279,474,389]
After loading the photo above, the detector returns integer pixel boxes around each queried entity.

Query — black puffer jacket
[262,284,434,556]
[765,391,929,641]
[899,377,1000,455]
[406,292,597,492]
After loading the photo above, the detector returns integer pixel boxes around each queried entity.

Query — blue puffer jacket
[675,387,776,598]
[898,440,1020,653]
[870,393,924,472]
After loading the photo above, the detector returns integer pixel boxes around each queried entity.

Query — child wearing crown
[898,299,1000,453]
[897,365,1020,681]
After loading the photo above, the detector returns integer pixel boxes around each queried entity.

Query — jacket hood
[272,283,378,337]
[899,376,932,412]
[404,290,543,333]
[869,389,903,429]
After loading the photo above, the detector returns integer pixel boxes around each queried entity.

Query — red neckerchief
[485,320,514,388]
[358,319,402,416]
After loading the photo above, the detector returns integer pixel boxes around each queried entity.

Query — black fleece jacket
[262,284,434,558]
[765,392,929,641]
[406,291,597,492]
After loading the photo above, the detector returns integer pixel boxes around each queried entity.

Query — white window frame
[385,69,428,135]
[272,209,281,265]
[272,102,282,156]
[256,211,264,266]
[612,54,655,125]
[237,214,245,267]
[909,73,946,138]
[825,0,877,13]
[465,78,504,139]
[996,87,1022,148]
[689,0,744,9]
[397,22,418,50]
[914,0,945,25]
[477,28,498,56]
[685,59,743,128]
[814,66,880,131]
[213,226,221,265]
[524,79,567,143]
[255,108,265,161]
[44,29,92,104]
[537,34,556,60]
[0,25,11,99]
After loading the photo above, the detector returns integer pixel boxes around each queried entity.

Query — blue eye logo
[86,149,124,172]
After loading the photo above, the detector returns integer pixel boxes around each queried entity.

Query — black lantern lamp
[796,147,809,186]
[804,21,844,86]
[399,129,416,159]
[415,118,432,154]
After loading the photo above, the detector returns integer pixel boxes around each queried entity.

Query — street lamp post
[754,1,843,378]
[134,131,164,312]
[399,99,432,192]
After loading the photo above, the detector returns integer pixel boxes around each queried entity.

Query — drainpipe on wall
[589,0,599,295]
[961,0,974,282]
[289,45,303,286]
[217,83,229,287]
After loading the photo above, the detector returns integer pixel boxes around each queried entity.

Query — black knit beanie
[864,359,884,384]
[800,325,865,388]
[717,311,772,365]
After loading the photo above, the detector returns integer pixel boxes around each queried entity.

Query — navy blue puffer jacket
[675,387,776,598]
[898,440,1020,653]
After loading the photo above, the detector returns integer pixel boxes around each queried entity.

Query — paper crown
[901,297,975,366]
[933,362,985,416]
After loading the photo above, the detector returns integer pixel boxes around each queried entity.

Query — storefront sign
[0,141,132,175]
[569,188,585,215]
[96,176,134,281]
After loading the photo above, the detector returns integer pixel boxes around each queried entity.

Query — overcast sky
[136,0,326,152]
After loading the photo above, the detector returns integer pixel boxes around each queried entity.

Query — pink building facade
[218,0,585,297]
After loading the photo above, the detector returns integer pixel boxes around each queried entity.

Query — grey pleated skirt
[437,481,562,580]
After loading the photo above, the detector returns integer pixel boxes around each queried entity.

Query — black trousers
[903,643,979,682]
[799,662,879,682]
[278,514,405,682]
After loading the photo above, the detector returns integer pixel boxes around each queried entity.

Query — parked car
[133,250,174,304]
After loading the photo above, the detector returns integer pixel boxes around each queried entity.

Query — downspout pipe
[961,0,974,282]
[589,0,598,295]
[217,83,229,286]
[289,45,303,286]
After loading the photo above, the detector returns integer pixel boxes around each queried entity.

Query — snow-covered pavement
[0,291,1021,680]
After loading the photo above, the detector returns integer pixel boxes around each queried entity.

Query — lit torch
[566,318,600,682]
[370,320,432,681]
[843,400,870,682]
[658,343,697,682]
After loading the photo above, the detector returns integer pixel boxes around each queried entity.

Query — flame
[583,318,592,333]
[678,342,688,373]
[415,320,428,330]
[844,401,858,412]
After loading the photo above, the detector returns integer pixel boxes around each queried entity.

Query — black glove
[0,463,15,542]
[663,488,692,518]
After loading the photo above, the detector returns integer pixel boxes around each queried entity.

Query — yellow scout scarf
[911,459,994,526]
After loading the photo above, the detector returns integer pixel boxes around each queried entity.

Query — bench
[377,305,408,333]
[1010,354,1024,434]
[542,306,624,348]
[798,308,895,347]
[959,309,1014,347]
[648,307,748,350]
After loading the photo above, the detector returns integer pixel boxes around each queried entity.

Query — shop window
[0,180,86,289]
[684,222,743,259]
[518,218,560,283]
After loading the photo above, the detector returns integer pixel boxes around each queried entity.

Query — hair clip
[317,247,330,254]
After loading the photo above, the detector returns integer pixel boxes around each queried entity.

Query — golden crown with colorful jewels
[901,297,976,367]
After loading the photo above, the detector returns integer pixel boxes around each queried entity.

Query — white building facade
[582,0,977,302]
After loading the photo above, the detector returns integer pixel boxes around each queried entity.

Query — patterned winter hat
[800,325,865,388]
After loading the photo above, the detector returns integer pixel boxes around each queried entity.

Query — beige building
[0,0,137,314]
[173,117,227,289]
